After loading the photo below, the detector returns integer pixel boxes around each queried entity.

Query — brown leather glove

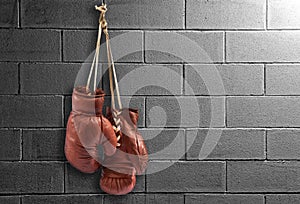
[65,87,118,173]
[100,108,148,195]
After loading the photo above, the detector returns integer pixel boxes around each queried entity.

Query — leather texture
[65,87,118,173]
[100,108,148,195]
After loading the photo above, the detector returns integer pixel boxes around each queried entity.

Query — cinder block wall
[1,0,300,203]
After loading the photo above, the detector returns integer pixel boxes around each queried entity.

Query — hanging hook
[95,3,108,32]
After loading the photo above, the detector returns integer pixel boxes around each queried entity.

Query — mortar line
[0,161,65,164]
[182,64,185,95]
[184,128,187,160]
[0,192,283,196]
[5,26,300,31]
[3,127,247,130]
[0,127,278,131]
[264,64,266,95]
[0,192,271,195]
[3,127,300,131]
[6,128,66,131]
[7,158,300,162]
[143,31,146,63]
[62,96,65,128]
[225,97,227,128]
[20,129,23,161]
[1,159,67,162]
[8,27,300,31]
[18,63,21,94]
[148,158,300,162]
[264,194,267,204]
[184,0,187,29]
[61,30,64,62]
[224,31,227,63]
[7,93,300,97]
[265,129,268,160]
[5,61,300,64]
[225,161,228,192]
[18,0,21,28]
[144,96,147,128]
[265,0,268,30]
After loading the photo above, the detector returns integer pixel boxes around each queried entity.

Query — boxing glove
[100,108,148,195]
[65,86,118,173]
[111,108,148,174]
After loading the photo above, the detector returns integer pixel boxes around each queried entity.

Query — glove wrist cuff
[72,87,105,115]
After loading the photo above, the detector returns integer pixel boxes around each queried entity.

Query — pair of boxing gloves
[65,86,148,195]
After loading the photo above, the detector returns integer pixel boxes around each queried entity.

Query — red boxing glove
[100,108,148,195]
[65,87,118,173]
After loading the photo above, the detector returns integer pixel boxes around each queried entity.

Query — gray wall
[1,0,300,203]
